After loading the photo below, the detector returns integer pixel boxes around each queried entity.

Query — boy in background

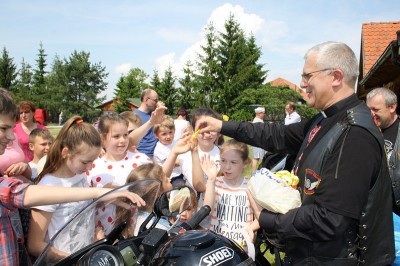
[28,128,53,181]
[153,116,185,186]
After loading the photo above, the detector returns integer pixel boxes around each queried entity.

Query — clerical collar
[322,94,358,118]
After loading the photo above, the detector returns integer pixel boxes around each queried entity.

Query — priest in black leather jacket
[195,42,395,265]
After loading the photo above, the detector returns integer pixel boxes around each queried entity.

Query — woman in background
[13,100,47,162]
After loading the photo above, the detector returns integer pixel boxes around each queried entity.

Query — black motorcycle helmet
[149,230,255,265]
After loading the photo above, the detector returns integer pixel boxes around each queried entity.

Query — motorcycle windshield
[34,179,161,265]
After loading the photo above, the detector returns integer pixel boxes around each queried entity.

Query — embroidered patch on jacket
[303,169,321,195]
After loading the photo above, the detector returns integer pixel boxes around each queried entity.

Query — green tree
[115,67,148,112]
[177,60,198,112]
[196,22,220,108]
[158,66,176,115]
[151,70,162,93]
[31,42,47,107]
[12,58,32,101]
[0,47,17,90]
[215,14,267,116]
[45,56,68,123]
[63,50,108,121]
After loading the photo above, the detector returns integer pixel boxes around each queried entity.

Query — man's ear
[29,143,34,151]
[390,103,398,114]
[332,69,344,87]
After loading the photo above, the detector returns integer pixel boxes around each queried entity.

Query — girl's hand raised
[200,154,218,182]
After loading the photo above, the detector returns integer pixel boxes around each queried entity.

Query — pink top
[13,123,47,162]
[0,139,26,173]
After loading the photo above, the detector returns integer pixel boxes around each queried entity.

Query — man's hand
[246,190,263,221]
[150,105,167,125]
[195,116,223,134]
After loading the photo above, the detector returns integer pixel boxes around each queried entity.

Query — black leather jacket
[388,121,400,215]
[221,98,395,265]
[285,103,394,265]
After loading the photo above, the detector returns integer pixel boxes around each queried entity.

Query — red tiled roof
[269,77,309,100]
[361,21,400,78]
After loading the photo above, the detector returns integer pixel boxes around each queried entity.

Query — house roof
[357,21,400,98]
[360,21,400,79]
[269,77,309,101]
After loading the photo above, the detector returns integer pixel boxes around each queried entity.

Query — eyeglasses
[147,97,158,103]
[301,68,333,83]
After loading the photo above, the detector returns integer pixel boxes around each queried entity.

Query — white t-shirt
[209,177,254,248]
[29,161,38,181]
[86,151,152,233]
[173,119,190,140]
[285,111,301,125]
[177,151,192,185]
[154,140,182,178]
[34,173,93,254]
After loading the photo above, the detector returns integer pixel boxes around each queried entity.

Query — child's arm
[200,155,219,208]
[162,132,192,177]
[23,186,145,208]
[191,150,206,192]
[129,105,167,148]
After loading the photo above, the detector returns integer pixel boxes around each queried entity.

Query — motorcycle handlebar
[184,205,211,230]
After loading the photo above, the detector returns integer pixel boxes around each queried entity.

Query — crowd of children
[0,88,259,265]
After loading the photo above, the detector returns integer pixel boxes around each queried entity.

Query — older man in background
[251,107,266,174]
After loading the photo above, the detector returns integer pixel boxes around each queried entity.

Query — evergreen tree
[63,50,108,121]
[31,42,48,107]
[12,58,33,102]
[45,56,68,123]
[196,22,220,108]
[177,60,198,112]
[0,47,17,90]
[215,14,267,115]
[114,67,148,112]
[158,66,176,115]
[150,70,162,92]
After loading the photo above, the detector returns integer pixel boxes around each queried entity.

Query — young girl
[115,163,172,237]
[189,107,222,191]
[201,139,257,250]
[86,113,153,233]
[28,116,144,258]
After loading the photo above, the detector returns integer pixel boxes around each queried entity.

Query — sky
[1,0,400,101]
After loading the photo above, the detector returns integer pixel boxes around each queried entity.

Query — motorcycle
[34,179,266,265]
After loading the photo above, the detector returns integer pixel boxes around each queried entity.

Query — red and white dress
[86,151,152,233]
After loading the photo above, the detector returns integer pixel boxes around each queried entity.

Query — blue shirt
[133,109,157,158]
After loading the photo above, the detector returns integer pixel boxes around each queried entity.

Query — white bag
[248,168,301,214]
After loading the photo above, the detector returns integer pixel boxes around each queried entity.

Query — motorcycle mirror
[158,187,192,217]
